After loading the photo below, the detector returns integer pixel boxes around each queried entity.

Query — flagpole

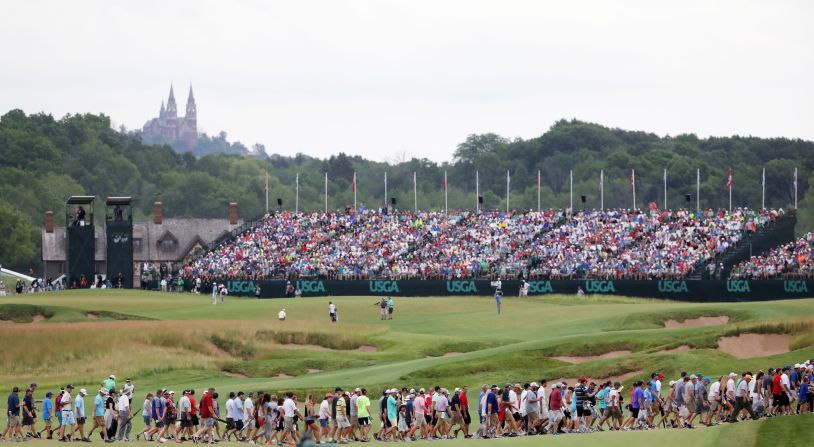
[476,170,480,213]
[794,167,798,209]
[324,172,328,213]
[295,173,299,213]
[696,169,700,211]
[353,171,357,210]
[761,167,765,210]
[663,168,667,210]
[413,171,417,213]
[264,172,269,214]
[384,171,388,209]
[729,168,732,212]
[569,169,573,212]
[632,169,636,210]
[506,170,510,213]
[537,170,541,212]
[444,170,448,214]
[600,169,604,210]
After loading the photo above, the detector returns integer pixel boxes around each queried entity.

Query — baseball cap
[79,389,87,395]
[669,381,676,386]
[66,384,74,389]
[703,377,711,384]
[46,392,53,397]
[530,382,539,388]
[110,375,116,379]
[689,375,697,380]
[325,393,333,399]
[579,377,587,383]
[745,374,753,381]
[354,388,361,393]
[100,389,108,395]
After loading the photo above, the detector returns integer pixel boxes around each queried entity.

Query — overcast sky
[1,0,812,162]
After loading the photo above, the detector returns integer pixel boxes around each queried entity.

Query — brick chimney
[229,202,238,225]
[45,211,54,233]
[153,202,163,224]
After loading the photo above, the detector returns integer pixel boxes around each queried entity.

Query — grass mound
[256,329,375,351]
[0,304,55,322]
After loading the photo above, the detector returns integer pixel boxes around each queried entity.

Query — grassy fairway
[2,290,814,446]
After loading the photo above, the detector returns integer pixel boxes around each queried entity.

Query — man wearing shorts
[355,389,371,441]
[486,386,501,437]
[192,388,216,443]
[335,391,351,444]
[524,383,541,434]
[546,384,563,434]
[87,389,109,441]
[75,389,88,442]
[41,392,54,439]
[178,390,193,440]
[243,392,255,440]
[349,389,359,441]
[281,392,302,446]
[58,385,76,442]
[6,386,24,441]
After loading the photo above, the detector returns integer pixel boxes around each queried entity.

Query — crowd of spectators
[729,232,814,279]
[185,207,784,282]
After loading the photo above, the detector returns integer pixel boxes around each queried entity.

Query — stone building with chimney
[41,202,242,287]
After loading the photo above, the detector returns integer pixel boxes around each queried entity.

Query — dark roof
[105,197,133,206]
[67,196,96,205]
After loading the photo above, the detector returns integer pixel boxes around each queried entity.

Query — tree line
[2,110,813,272]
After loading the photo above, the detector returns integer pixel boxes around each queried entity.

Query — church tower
[166,85,178,119]
[179,85,198,150]
[185,86,197,124]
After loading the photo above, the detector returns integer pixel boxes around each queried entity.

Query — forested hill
[2,109,814,271]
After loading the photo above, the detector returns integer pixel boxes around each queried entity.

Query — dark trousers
[729,397,758,422]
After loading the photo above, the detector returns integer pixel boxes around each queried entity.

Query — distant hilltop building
[142,85,197,151]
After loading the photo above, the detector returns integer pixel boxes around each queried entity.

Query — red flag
[352,172,356,192]
[726,169,732,190]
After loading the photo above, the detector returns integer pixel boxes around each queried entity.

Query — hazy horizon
[1,0,812,162]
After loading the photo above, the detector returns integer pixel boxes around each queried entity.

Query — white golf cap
[729,372,736,377]
[79,389,87,395]
[110,375,116,379]
[669,381,676,386]
[530,382,539,388]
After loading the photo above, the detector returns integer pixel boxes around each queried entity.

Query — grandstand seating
[184,207,785,281]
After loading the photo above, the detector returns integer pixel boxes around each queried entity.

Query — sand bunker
[549,370,643,386]
[717,333,791,359]
[664,316,729,329]
[662,345,691,354]
[307,368,321,374]
[86,312,99,319]
[354,345,377,353]
[444,352,463,357]
[276,373,294,379]
[553,350,631,364]
[222,371,248,378]
[32,314,46,323]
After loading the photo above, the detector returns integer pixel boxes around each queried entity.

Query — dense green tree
[2,109,814,272]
